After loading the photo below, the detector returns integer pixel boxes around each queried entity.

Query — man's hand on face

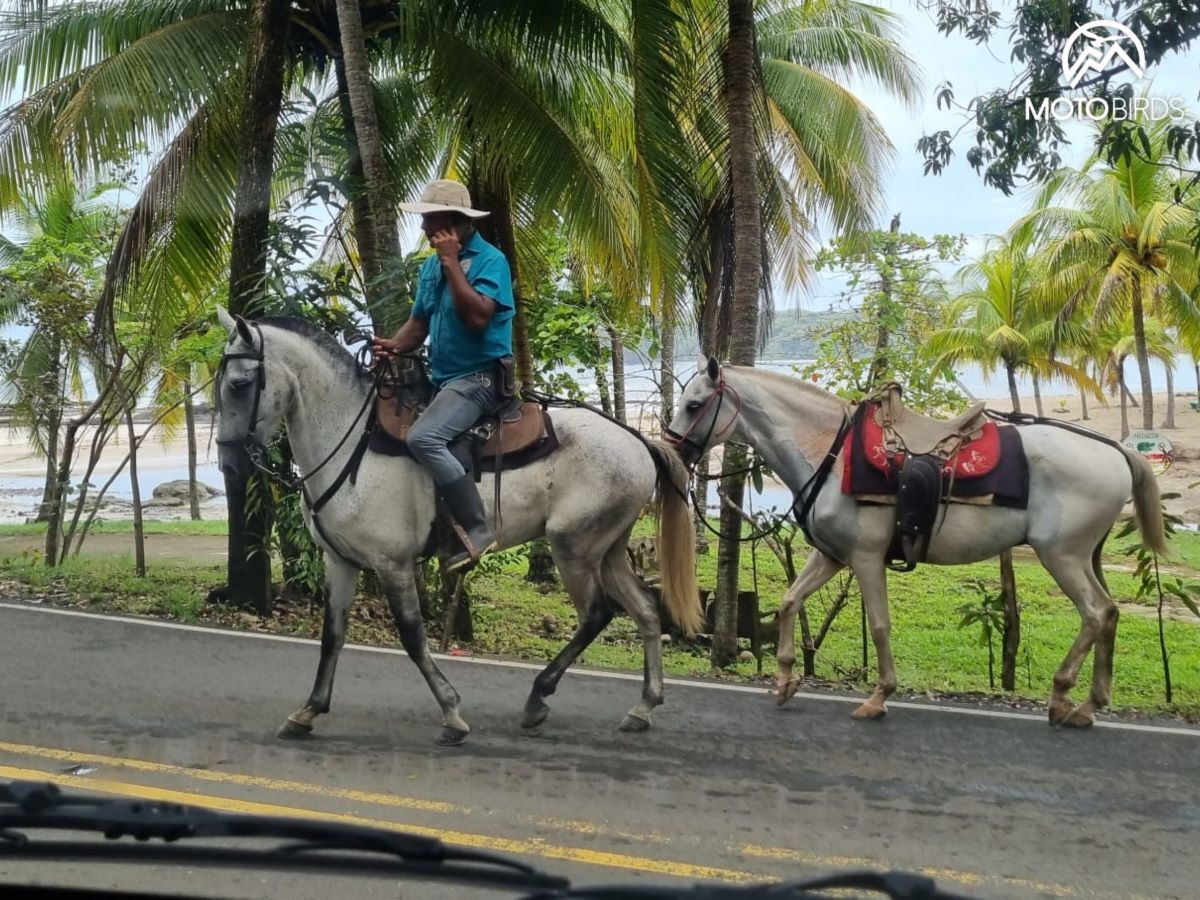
[431,228,461,264]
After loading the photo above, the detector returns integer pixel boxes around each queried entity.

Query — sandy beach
[2,388,1196,525]
[0,419,227,524]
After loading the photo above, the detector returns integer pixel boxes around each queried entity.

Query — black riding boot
[441,473,497,572]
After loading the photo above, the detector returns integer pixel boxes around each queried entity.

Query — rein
[216,327,423,565]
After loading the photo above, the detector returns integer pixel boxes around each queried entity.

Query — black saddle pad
[848,422,1030,509]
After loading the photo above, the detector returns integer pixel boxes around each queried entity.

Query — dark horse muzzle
[215,321,268,478]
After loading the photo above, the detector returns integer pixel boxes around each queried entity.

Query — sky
[789,0,1199,311]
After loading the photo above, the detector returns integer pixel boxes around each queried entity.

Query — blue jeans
[407,370,500,487]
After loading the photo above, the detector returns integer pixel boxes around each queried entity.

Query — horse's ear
[706,356,720,382]
[216,306,236,335]
[234,314,254,346]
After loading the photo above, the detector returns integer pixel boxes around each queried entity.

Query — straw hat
[398,179,490,218]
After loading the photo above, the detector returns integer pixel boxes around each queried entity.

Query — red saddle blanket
[846,405,1004,481]
[841,403,1028,509]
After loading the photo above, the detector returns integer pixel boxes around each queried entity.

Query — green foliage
[1116,491,1200,704]
[801,228,968,413]
[524,233,653,398]
[956,578,1006,690]
[918,2,1200,195]
[1117,497,1200,617]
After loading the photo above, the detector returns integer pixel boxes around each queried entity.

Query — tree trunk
[37,337,63,523]
[659,304,675,434]
[866,214,901,387]
[1119,357,1130,440]
[694,451,711,554]
[38,401,61,524]
[1005,361,1022,414]
[608,326,627,425]
[1031,372,1043,417]
[999,549,1019,692]
[712,446,748,668]
[1079,386,1089,421]
[184,375,201,520]
[1130,284,1154,430]
[125,404,146,577]
[711,0,763,669]
[1194,356,1199,397]
[45,372,119,566]
[593,321,612,415]
[1162,363,1175,429]
[525,538,557,585]
[221,0,290,614]
[228,0,289,319]
[333,0,399,314]
[471,172,533,387]
[1122,381,1139,407]
[333,55,384,330]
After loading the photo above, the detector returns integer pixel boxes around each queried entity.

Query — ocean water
[4,354,1192,507]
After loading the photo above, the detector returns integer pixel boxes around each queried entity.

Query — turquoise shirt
[411,231,515,387]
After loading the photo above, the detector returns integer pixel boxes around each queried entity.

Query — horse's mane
[258,316,370,384]
[725,365,849,410]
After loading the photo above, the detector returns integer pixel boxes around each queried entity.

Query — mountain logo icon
[1062,20,1146,88]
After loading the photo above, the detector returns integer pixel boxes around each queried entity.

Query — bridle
[662,366,742,465]
[214,321,269,465]
[214,322,385,491]
[663,362,853,557]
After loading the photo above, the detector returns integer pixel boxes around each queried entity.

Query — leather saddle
[372,358,550,463]
[873,381,987,457]
[864,383,993,573]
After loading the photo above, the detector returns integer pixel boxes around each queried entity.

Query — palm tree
[0,1,625,324]
[627,0,918,667]
[1096,315,1177,440]
[1019,112,1200,430]
[0,180,116,522]
[928,237,1102,414]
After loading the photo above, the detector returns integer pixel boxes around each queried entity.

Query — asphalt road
[0,599,1198,899]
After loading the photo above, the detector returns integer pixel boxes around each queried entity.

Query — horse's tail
[1120,446,1168,556]
[647,441,704,635]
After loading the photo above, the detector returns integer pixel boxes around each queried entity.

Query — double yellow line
[0,740,1080,895]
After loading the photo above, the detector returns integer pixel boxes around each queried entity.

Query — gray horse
[214,310,702,745]
[667,359,1166,728]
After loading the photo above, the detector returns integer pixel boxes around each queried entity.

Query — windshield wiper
[1,780,975,899]
[526,871,974,899]
[0,780,568,893]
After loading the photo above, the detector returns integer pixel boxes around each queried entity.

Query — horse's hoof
[618,713,651,733]
[851,702,887,720]
[776,676,800,706]
[1060,704,1095,729]
[436,725,470,746]
[1048,700,1075,725]
[521,702,550,730]
[277,718,313,739]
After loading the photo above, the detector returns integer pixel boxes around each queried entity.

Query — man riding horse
[371,179,515,572]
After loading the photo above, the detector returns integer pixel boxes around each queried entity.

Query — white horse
[214,310,702,745]
[667,359,1166,727]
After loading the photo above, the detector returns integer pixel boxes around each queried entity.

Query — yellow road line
[0,740,464,814]
[738,843,1079,897]
[0,744,1102,895]
[0,764,756,883]
[0,740,666,845]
